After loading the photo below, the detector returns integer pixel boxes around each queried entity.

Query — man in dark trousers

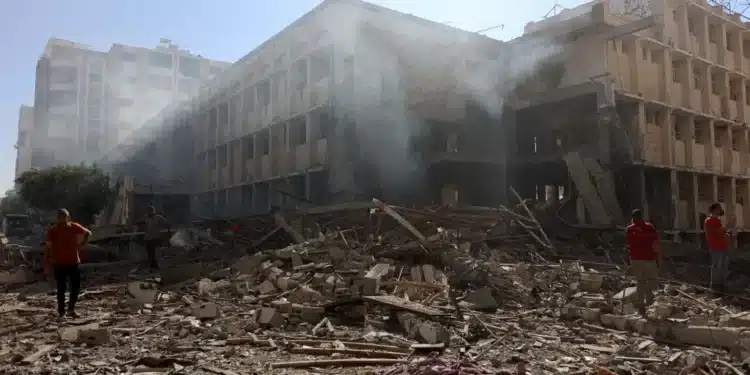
[704,202,729,292]
[625,209,661,317]
[143,205,169,270]
[43,209,91,319]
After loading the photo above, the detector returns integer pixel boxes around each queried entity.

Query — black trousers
[53,264,81,316]
[144,239,160,268]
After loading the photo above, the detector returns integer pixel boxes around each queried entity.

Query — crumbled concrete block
[288,286,326,304]
[275,277,299,291]
[462,287,497,311]
[410,266,423,282]
[727,312,750,328]
[256,307,284,327]
[197,278,230,295]
[364,263,390,279]
[208,268,231,280]
[421,265,437,284]
[59,323,111,345]
[654,304,674,320]
[294,305,325,323]
[192,302,221,320]
[270,299,293,314]
[290,254,304,268]
[232,254,266,274]
[0,267,34,285]
[127,281,158,306]
[417,322,450,344]
[274,247,296,259]
[359,277,379,296]
[76,328,112,345]
[579,273,604,292]
[257,280,277,295]
[265,267,284,284]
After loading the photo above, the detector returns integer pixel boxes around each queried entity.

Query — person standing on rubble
[43,208,91,320]
[625,208,661,317]
[143,205,170,270]
[704,202,729,292]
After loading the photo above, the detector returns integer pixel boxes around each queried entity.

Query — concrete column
[670,170,679,229]
[729,178,737,229]
[740,77,747,121]
[711,175,718,205]
[677,4,689,50]
[663,108,674,165]
[692,173,700,229]
[741,128,749,174]
[706,119,715,169]
[719,22,727,66]
[723,126,732,173]
[630,39,641,94]
[686,114,695,165]
[636,101,647,159]
[700,13,710,59]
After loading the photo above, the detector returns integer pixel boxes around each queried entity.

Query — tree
[0,188,28,214]
[15,165,111,225]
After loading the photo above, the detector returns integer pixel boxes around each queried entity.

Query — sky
[0,0,590,194]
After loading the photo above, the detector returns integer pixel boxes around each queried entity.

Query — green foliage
[15,165,111,225]
[0,188,28,214]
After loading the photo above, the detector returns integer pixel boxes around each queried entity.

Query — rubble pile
[0,200,748,374]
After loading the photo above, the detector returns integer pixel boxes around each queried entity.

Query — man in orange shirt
[626,209,661,316]
[704,203,729,292]
[43,209,91,319]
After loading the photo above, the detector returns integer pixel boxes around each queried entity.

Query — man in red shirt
[43,209,91,319]
[626,209,661,316]
[704,203,729,292]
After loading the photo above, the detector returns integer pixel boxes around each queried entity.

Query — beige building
[107,0,506,218]
[14,105,34,178]
[509,0,750,243]
[30,38,228,168]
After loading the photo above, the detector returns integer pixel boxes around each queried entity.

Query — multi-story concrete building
[14,105,34,178]
[107,0,509,218]
[507,0,750,244]
[30,38,229,168]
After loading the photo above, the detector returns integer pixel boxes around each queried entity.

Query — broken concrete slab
[232,254,266,275]
[257,280,276,295]
[0,267,34,285]
[417,322,450,344]
[461,287,497,311]
[192,303,221,320]
[59,323,103,343]
[197,278,231,296]
[256,307,284,327]
[161,263,203,284]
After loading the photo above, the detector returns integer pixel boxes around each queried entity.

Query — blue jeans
[709,250,729,288]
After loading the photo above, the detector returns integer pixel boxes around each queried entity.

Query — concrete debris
[0,200,747,374]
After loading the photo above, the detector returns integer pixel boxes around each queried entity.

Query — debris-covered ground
[1,200,750,375]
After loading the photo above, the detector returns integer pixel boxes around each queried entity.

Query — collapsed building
[100,0,750,246]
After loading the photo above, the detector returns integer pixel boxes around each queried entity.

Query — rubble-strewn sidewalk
[0,201,748,375]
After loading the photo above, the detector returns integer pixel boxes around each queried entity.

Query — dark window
[148,74,173,90]
[219,145,228,166]
[17,131,27,147]
[310,46,332,82]
[179,57,201,78]
[50,67,78,84]
[289,117,307,146]
[89,74,102,84]
[149,52,173,69]
[242,185,253,208]
[119,98,134,107]
[207,150,216,169]
[244,135,254,159]
[258,130,270,155]
[242,86,256,113]
[48,91,77,107]
[218,102,229,125]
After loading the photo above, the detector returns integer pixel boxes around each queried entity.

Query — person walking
[625,209,661,317]
[704,202,729,292]
[143,205,169,270]
[43,209,91,319]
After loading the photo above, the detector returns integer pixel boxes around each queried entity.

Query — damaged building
[103,0,750,245]
[102,0,509,218]
[511,0,750,246]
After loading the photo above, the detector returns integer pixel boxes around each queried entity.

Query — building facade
[506,0,750,243]
[108,0,508,219]
[15,105,34,178]
[30,38,229,168]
